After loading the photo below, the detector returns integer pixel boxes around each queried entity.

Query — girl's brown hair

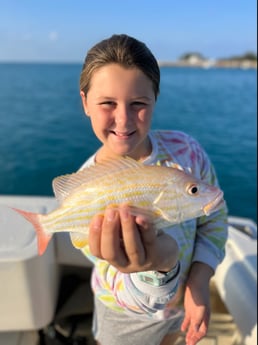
[80,34,160,100]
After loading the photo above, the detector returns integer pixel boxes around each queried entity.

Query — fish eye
[187,184,199,196]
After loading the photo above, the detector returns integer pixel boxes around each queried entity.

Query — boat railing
[228,215,257,239]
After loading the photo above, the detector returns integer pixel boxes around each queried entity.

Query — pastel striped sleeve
[189,138,228,270]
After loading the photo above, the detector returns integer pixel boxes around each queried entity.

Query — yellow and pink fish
[13,157,225,255]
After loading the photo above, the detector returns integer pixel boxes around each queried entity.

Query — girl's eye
[133,101,144,105]
[187,184,199,196]
[131,101,147,109]
[101,101,114,105]
[99,101,116,108]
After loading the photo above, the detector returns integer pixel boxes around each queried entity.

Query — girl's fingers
[88,214,104,257]
[135,214,157,247]
[181,314,191,332]
[183,311,209,345]
[119,205,146,266]
[100,207,128,266]
[89,205,176,273]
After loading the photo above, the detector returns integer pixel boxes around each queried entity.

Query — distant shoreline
[0,60,256,69]
[158,59,257,69]
[158,61,257,69]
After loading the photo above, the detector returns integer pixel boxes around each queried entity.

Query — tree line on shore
[179,51,257,62]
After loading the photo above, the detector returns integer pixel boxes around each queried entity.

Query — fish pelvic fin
[12,208,51,256]
[70,232,88,249]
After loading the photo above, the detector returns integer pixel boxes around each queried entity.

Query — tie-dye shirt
[80,130,228,320]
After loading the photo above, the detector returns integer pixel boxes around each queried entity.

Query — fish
[13,157,224,255]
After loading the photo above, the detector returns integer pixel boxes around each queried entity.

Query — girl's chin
[109,137,136,153]
[104,144,137,159]
[102,133,151,159]
[112,148,135,157]
[112,148,148,160]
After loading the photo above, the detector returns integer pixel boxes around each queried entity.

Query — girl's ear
[80,90,90,116]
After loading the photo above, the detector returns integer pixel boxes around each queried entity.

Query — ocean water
[0,63,256,221]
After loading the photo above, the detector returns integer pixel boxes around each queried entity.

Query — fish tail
[12,208,52,255]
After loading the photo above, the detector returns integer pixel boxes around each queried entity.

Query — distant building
[158,52,257,69]
[178,52,215,68]
[180,53,206,65]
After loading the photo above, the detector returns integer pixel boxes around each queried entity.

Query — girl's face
[80,64,155,161]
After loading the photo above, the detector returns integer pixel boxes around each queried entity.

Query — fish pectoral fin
[152,205,171,222]
[128,205,172,229]
[152,217,172,230]
[153,190,165,206]
[70,232,88,249]
[152,187,172,222]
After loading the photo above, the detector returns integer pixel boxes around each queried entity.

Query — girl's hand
[88,204,178,273]
[181,262,214,345]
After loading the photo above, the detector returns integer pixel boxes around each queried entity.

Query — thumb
[181,314,190,332]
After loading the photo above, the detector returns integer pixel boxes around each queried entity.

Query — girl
[79,34,227,345]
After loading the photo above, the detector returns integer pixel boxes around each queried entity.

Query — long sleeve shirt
[80,130,228,320]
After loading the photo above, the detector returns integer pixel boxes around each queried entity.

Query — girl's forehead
[91,64,142,79]
[85,63,157,100]
[89,64,154,95]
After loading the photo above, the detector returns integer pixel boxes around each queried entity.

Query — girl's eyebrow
[96,96,114,100]
[132,96,153,101]
[96,96,153,101]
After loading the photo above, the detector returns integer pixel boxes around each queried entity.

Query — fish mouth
[203,191,225,216]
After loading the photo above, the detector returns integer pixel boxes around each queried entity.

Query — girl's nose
[115,104,131,126]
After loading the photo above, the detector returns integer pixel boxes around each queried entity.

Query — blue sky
[0,0,257,62]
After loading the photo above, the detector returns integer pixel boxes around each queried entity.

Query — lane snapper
[13,157,224,255]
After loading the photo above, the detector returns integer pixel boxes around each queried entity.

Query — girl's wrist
[137,261,180,286]
[187,261,214,286]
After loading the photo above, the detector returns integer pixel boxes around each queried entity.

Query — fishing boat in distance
[0,195,256,345]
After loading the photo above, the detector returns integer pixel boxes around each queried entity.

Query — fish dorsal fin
[52,156,144,203]
[52,174,80,203]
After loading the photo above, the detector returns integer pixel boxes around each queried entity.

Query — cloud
[49,31,59,41]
